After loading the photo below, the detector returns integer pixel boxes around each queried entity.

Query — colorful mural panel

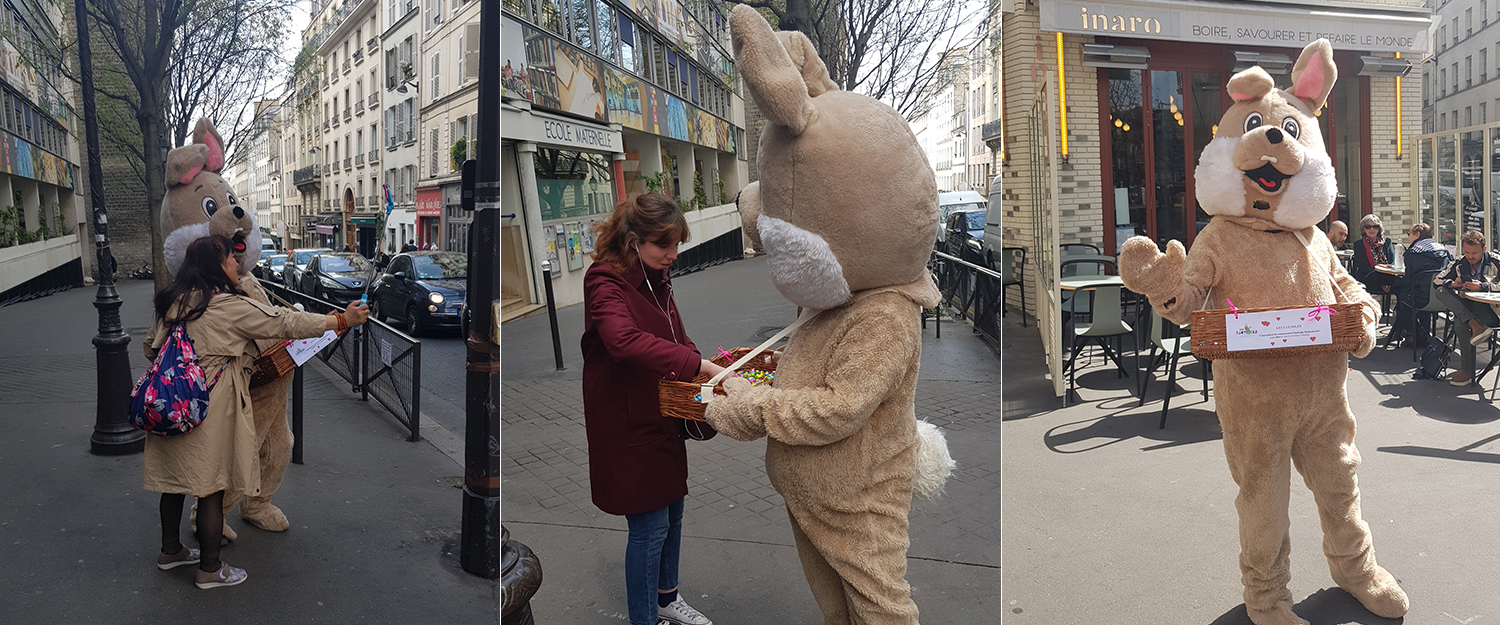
[604,68,645,131]
[664,96,689,143]
[523,26,561,111]
[554,45,606,122]
[502,18,533,101]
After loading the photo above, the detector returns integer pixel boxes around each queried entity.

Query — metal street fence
[930,248,1004,348]
[258,279,422,446]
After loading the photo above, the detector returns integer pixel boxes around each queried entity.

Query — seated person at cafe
[1327,220,1349,250]
[1432,230,1500,386]
[1351,215,1399,307]
[1392,223,1452,349]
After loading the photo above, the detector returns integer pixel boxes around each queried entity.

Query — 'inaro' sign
[1041,0,1430,53]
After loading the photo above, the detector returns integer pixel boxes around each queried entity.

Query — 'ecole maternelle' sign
[1041,1,1430,53]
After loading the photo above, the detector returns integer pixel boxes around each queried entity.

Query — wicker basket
[1190,303,1364,360]
[249,341,296,389]
[659,347,777,423]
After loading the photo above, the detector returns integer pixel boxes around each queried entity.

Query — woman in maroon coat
[582,193,725,625]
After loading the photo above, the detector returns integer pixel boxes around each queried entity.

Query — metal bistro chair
[1138,310,1211,429]
[1063,279,1136,399]
[1060,243,1102,256]
[1412,275,1455,365]
[1060,258,1117,319]
[997,247,1026,327]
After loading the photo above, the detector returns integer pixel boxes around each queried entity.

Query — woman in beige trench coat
[143,235,368,589]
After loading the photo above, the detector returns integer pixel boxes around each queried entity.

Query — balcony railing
[367,93,378,108]
[333,115,340,127]
[292,165,322,186]
[368,149,378,164]
[344,157,352,168]
[367,37,378,54]
[355,153,364,166]
[369,195,379,207]
[343,59,351,74]
[356,196,366,207]
[353,49,363,64]
[344,108,352,121]
[323,120,331,132]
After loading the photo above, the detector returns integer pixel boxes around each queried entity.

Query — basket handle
[699,308,818,403]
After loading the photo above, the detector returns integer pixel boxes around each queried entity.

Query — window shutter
[465,23,480,82]
[431,52,440,98]
[430,128,439,175]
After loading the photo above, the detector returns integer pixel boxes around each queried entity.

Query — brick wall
[1000,8,1101,318]
[1368,57,1423,232]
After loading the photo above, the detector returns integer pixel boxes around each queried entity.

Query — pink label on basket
[1225,307,1333,352]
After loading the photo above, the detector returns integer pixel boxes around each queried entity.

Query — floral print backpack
[128,324,228,436]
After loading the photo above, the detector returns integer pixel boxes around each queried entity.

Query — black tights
[160,491,225,573]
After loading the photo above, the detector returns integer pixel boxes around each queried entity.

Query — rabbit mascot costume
[1119,40,1407,625]
[704,6,953,624]
[154,118,297,538]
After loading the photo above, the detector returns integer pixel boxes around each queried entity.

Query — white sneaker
[658,597,713,625]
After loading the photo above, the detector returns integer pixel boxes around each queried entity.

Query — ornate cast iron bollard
[501,525,542,625]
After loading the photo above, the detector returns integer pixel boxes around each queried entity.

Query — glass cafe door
[1104,68,1221,253]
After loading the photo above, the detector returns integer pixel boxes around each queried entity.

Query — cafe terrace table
[1374,263,1404,277]
[1461,290,1500,402]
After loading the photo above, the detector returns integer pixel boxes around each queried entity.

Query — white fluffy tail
[913,420,955,500]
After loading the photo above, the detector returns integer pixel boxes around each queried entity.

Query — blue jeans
[625,497,683,625]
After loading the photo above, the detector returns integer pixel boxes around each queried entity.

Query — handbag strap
[699,308,819,404]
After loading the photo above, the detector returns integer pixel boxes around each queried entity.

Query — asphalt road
[412,327,470,438]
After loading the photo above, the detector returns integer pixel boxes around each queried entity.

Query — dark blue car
[369,251,467,336]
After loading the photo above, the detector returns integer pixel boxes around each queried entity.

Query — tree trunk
[140,99,168,291]
[781,0,811,36]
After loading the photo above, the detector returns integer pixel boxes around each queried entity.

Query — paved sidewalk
[0,280,497,624]
[502,255,1001,623]
[1002,313,1500,623]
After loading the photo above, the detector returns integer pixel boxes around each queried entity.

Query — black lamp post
[76,0,143,455]
[460,0,500,579]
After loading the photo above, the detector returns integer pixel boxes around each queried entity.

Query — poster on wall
[543,224,560,272]
[714,118,729,152]
[524,26,561,111]
[605,68,645,131]
[554,227,570,272]
[565,222,584,270]
[581,219,597,254]
[502,18,532,101]
[555,44,606,121]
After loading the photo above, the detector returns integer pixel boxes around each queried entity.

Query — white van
[936,190,987,246]
[981,176,1004,263]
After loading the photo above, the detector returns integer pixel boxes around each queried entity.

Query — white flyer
[379,338,393,368]
[287,330,339,366]
[1224,307,1334,352]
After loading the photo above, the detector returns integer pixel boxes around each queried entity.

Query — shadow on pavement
[1207,587,1402,625]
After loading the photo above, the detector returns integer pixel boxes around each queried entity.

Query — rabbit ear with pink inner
[191,118,227,174]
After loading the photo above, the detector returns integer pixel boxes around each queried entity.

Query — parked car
[283,247,332,291]
[253,253,288,282]
[298,252,375,306]
[370,251,468,336]
[935,190,987,246]
[944,208,986,258]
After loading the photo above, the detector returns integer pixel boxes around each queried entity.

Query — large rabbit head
[161,118,259,278]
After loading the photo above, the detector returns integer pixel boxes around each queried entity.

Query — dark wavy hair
[590,193,690,274]
[154,235,246,325]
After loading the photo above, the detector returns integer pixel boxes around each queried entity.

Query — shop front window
[1438,135,1456,247]
[1107,68,1145,253]
[1331,70,1363,228]
[1420,137,1434,232]
[1189,71,1221,236]
[1152,70,1187,246]
[1462,130,1484,240]
[533,147,617,221]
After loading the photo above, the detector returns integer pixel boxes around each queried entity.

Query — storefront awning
[1042,0,1431,53]
[350,216,379,226]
